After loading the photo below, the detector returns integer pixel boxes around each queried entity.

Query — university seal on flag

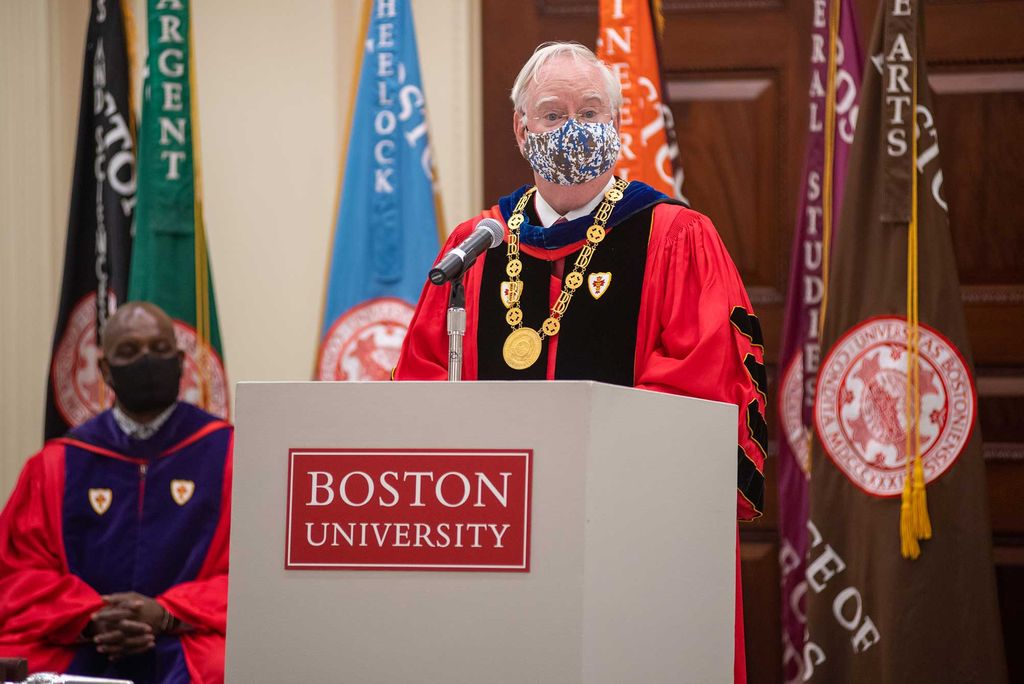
[173,321,229,419]
[814,316,976,497]
[52,293,116,427]
[317,297,414,381]
[779,351,811,475]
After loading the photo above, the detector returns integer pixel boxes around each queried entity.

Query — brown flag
[804,0,1007,681]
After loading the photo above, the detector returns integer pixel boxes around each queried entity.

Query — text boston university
[286,449,533,571]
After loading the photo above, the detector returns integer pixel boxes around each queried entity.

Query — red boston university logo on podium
[286,449,532,571]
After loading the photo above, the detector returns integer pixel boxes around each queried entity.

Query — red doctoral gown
[396,183,768,683]
[0,403,232,683]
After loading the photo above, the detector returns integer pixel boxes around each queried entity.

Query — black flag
[45,0,136,439]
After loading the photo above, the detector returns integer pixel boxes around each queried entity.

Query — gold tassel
[900,57,929,560]
[900,473,920,559]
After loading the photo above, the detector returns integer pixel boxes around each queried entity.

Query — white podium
[226,381,737,683]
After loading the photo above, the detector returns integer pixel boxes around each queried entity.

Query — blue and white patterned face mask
[522,118,621,186]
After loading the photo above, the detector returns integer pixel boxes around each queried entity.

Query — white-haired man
[396,42,766,683]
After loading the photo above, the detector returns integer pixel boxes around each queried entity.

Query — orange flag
[596,0,686,202]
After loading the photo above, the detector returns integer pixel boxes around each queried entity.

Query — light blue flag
[316,0,442,381]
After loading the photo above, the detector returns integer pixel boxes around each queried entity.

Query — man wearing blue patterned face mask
[398,45,765,682]
[513,45,624,214]
[516,80,621,187]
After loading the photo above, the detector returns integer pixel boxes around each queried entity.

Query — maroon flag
[777,1,862,678]
[803,1,1007,681]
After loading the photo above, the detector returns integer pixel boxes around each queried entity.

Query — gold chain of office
[501,177,630,370]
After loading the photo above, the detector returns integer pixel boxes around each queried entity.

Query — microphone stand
[446,274,466,382]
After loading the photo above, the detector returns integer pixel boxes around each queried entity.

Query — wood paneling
[740,535,783,682]
[933,81,1024,368]
[995,558,1024,681]
[667,74,782,297]
[481,1,1024,682]
[937,90,1024,284]
[988,458,1024,536]
[481,2,595,205]
[539,0,787,11]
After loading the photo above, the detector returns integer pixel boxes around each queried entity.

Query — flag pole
[818,0,842,340]
[312,0,372,377]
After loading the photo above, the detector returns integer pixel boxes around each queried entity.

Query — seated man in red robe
[0,302,232,684]
[395,41,767,683]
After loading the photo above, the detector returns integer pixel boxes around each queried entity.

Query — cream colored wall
[0,0,481,499]
[0,1,89,498]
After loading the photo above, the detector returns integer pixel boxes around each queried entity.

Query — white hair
[510,42,622,114]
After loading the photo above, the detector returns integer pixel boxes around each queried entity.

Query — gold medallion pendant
[503,328,543,370]
[500,178,629,371]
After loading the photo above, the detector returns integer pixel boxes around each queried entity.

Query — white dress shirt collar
[113,402,178,441]
[533,177,616,228]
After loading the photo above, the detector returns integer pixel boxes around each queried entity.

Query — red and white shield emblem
[171,479,195,506]
[89,488,113,515]
[814,317,976,497]
[317,298,415,381]
[588,272,612,300]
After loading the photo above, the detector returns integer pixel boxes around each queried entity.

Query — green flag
[130,0,227,417]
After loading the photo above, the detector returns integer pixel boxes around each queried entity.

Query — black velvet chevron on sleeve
[730,306,765,348]
[737,445,766,514]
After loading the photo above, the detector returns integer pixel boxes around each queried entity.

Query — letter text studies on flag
[776,0,862,679]
[129,0,229,418]
[46,0,136,439]
[803,1,1007,681]
[596,0,686,202]
[316,0,442,381]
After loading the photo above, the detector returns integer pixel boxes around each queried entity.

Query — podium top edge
[234,380,739,411]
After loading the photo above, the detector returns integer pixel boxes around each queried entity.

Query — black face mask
[107,353,182,414]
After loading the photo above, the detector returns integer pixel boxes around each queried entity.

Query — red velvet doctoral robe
[396,189,767,683]
[0,404,232,683]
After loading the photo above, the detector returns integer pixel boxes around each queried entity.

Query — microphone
[429,218,505,285]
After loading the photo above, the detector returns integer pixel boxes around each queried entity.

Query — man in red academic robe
[395,42,766,683]
[0,302,231,684]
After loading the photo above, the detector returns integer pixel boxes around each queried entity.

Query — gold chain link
[502,188,537,330]
[502,178,629,341]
